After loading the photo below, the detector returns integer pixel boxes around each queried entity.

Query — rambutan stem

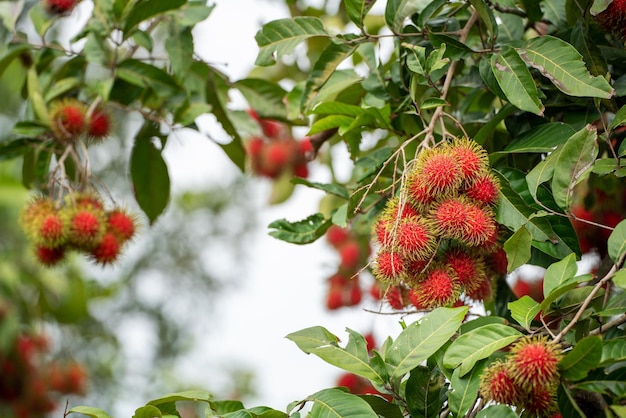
[553,251,626,344]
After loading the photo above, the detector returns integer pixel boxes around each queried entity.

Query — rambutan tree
[1,0,626,417]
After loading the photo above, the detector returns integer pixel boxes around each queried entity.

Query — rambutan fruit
[106,208,137,243]
[44,0,80,14]
[595,0,626,38]
[408,288,428,310]
[432,197,470,239]
[465,172,500,206]
[414,147,463,194]
[385,285,408,310]
[35,245,66,266]
[293,163,309,178]
[449,137,489,180]
[246,137,265,157]
[406,173,437,208]
[445,249,487,292]
[19,196,56,239]
[369,281,382,300]
[49,99,86,141]
[338,240,361,270]
[62,202,106,250]
[89,232,120,265]
[465,274,492,301]
[490,248,508,276]
[326,288,344,310]
[326,225,350,248]
[461,203,498,246]
[403,258,429,284]
[87,107,111,141]
[411,268,461,308]
[336,372,363,393]
[299,137,312,154]
[520,385,559,417]
[479,360,523,405]
[507,336,562,389]
[395,217,436,260]
[373,250,405,282]
[37,212,67,248]
[348,283,362,306]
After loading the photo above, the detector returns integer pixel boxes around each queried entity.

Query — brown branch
[308,127,338,159]
[589,313,626,337]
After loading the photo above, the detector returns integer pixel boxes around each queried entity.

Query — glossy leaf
[476,405,517,418]
[236,78,288,120]
[469,0,497,40]
[600,338,626,366]
[306,388,378,418]
[286,327,384,383]
[613,269,626,290]
[357,395,403,418]
[165,26,194,79]
[291,178,350,199]
[608,219,626,263]
[551,125,598,210]
[130,133,170,225]
[27,67,49,125]
[444,324,521,376]
[405,366,446,418]
[0,137,41,161]
[301,41,358,112]
[525,146,560,200]
[67,406,113,418]
[509,296,541,330]
[448,360,485,417]
[558,336,602,381]
[490,46,544,115]
[543,253,578,297]
[344,0,377,28]
[557,384,586,418]
[503,226,532,272]
[133,405,162,418]
[255,17,328,66]
[147,390,213,405]
[500,123,575,154]
[387,307,467,378]
[122,0,186,36]
[385,0,423,33]
[116,59,180,96]
[520,36,614,98]
[268,213,331,244]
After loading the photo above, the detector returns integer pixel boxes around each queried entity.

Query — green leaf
[116,59,181,96]
[468,0,497,40]
[543,252,578,297]
[27,67,49,125]
[519,36,615,98]
[503,226,532,272]
[44,77,81,102]
[608,219,626,263]
[235,78,288,120]
[525,146,559,200]
[291,178,350,199]
[255,17,328,66]
[0,137,41,161]
[174,102,211,127]
[268,213,331,244]
[285,326,384,384]
[476,404,517,418]
[165,26,194,79]
[301,41,358,112]
[306,388,378,418]
[178,3,214,26]
[388,307,467,378]
[490,46,544,115]
[610,105,626,130]
[405,366,446,418]
[67,406,113,418]
[600,338,626,366]
[122,0,186,36]
[558,336,602,381]
[557,383,587,418]
[133,405,162,418]
[448,360,485,417]
[501,123,576,154]
[344,0,377,28]
[147,390,213,405]
[385,0,425,33]
[443,324,522,376]
[551,125,598,210]
[420,98,448,111]
[130,130,170,225]
[357,395,403,418]
[613,269,626,290]
[353,146,393,182]
[508,296,541,330]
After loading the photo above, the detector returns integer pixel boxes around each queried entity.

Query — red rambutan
[449,137,489,180]
[90,232,121,265]
[385,285,407,310]
[507,336,562,389]
[396,217,436,260]
[326,225,350,247]
[339,240,361,269]
[87,107,111,140]
[432,198,470,239]
[461,204,497,246]
[465,172,500,205]
[465,274,492,301]
[406,173,437,208]
[37,213,67,248]
[411,268,461,308]
[44,0,80,14]
[106,208,137,243]
[595,0,626,38]
[520,385,559,417]
[49,99,85,140]
[479,360,523,405]
[326,288,344,310]
[35,245,66,266]
[415,148,463,194]
[373,250,405,282]
[246,137,265,157]
[67,210,104,248]
[445,249,487,292]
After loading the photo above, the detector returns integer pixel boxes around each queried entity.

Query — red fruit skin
[90,232,120,265]
[45,0,79,14]
[107,209,136,243]
[369,281,382,300]
[35,245,66,266]
[513,278,544,302]
[348,283,362,306]
[88,108,110,139]
[326,288,344,310]
[326,225,350,248]
[293,163,309,178]
[336,373,362,393]
[338,240,361,270]
[364,333,376,352]
[63,363,87,395]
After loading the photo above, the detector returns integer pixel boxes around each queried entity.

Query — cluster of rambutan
[479,335,563,417]
[371,137,504,310]
[245,110,311,179]
[324,225,372,310]
[0,325,87,418]
[48,98,111,144]
[19,192,137,267]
